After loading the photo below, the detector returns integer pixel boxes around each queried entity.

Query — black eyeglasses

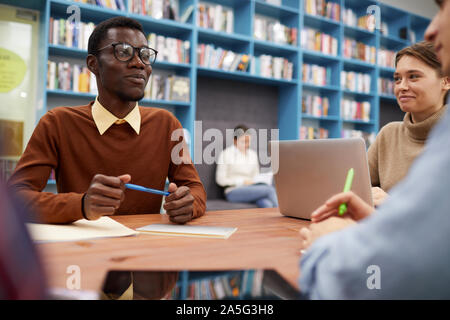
[96,42,158,66]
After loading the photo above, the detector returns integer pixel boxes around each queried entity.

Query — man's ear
[444,77,450,91]
[86,54,99,76]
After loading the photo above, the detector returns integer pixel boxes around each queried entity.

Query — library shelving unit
[1,0,430,183]
[169,269,294,300]
[174,270,245,300]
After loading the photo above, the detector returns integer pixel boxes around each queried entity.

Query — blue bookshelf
[176,270,244,299]
[170,269,294,300]
[3,0,430,155]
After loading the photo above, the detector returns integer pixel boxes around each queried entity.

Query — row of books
[379,78,395,96]
[300,128,375,145]
[47,61,98,94]
[304,0,341,22]
[302,63,331,86]
[144,74,190,102]
[250,55,293,80]
[341,99,371,122]
[378,48,397,68]
[168,271,266,300]
[301,28,338,56]
[47,64,190,103]
[72,0,125,11]
[197,2,234,34]
[342,9,388,35]
[48,17,95,51]
[302,93,330,117]
[197,44,250,72]
[343,10,375,32]
[48,17,190,66]
[0,159,17,182]
[341,71,371,94]
[300,126,329,140]
[254,15,298,46]
[342,129,376,148]
[147,33,190,64]
[187,276,240,300]
[343,38,376,64]
[379,22,389,36]
[48,17,190,65]
[129,0,178,20]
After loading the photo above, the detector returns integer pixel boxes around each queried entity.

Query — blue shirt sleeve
[299,107,450,299]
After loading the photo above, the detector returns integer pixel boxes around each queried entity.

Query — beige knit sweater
[368,105,447,191]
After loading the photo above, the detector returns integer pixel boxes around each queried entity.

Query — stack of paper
[27,217,138,243]
[137,224,237,239]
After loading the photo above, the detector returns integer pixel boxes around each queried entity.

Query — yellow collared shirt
[91,97,141,135]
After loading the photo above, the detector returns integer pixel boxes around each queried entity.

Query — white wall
[379,0,438,19]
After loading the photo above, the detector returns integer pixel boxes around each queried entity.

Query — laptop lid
[270,138,373,220]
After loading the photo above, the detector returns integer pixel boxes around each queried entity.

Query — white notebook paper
[136,223,237,239]
[27,216,138,243]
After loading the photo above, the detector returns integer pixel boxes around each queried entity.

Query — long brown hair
[395,41,449,104]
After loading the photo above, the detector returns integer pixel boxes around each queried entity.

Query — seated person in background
[368,41,449,206]
[216,125,278,208]
[7,17,206,224]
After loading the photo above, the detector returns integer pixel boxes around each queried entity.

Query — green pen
[339,168,354,215]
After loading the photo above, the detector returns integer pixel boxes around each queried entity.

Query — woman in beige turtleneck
[368,41,450,206]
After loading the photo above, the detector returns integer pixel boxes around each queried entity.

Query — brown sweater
[7,102,206,224]
[368,105,447,191]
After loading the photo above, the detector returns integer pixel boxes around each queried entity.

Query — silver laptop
[270,138,373,220]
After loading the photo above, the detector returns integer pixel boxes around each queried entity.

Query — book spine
[72,64,80,92]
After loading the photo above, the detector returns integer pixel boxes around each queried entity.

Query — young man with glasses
[8,17,206,224]
[297,0,450,299]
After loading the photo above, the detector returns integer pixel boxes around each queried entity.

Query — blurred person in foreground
[298,0,450,299]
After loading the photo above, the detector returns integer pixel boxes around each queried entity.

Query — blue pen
[125,183,170,196]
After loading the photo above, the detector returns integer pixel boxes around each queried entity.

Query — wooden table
[38,208,310,292]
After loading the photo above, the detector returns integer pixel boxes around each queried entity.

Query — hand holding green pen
[339,168,354,215]
[311,171,375,223]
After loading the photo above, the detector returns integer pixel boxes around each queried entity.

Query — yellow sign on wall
[0,47,27,93]
[0,119,23,157]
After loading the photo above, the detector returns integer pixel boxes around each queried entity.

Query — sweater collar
[403,105,448,141]
[91,97,141,135]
